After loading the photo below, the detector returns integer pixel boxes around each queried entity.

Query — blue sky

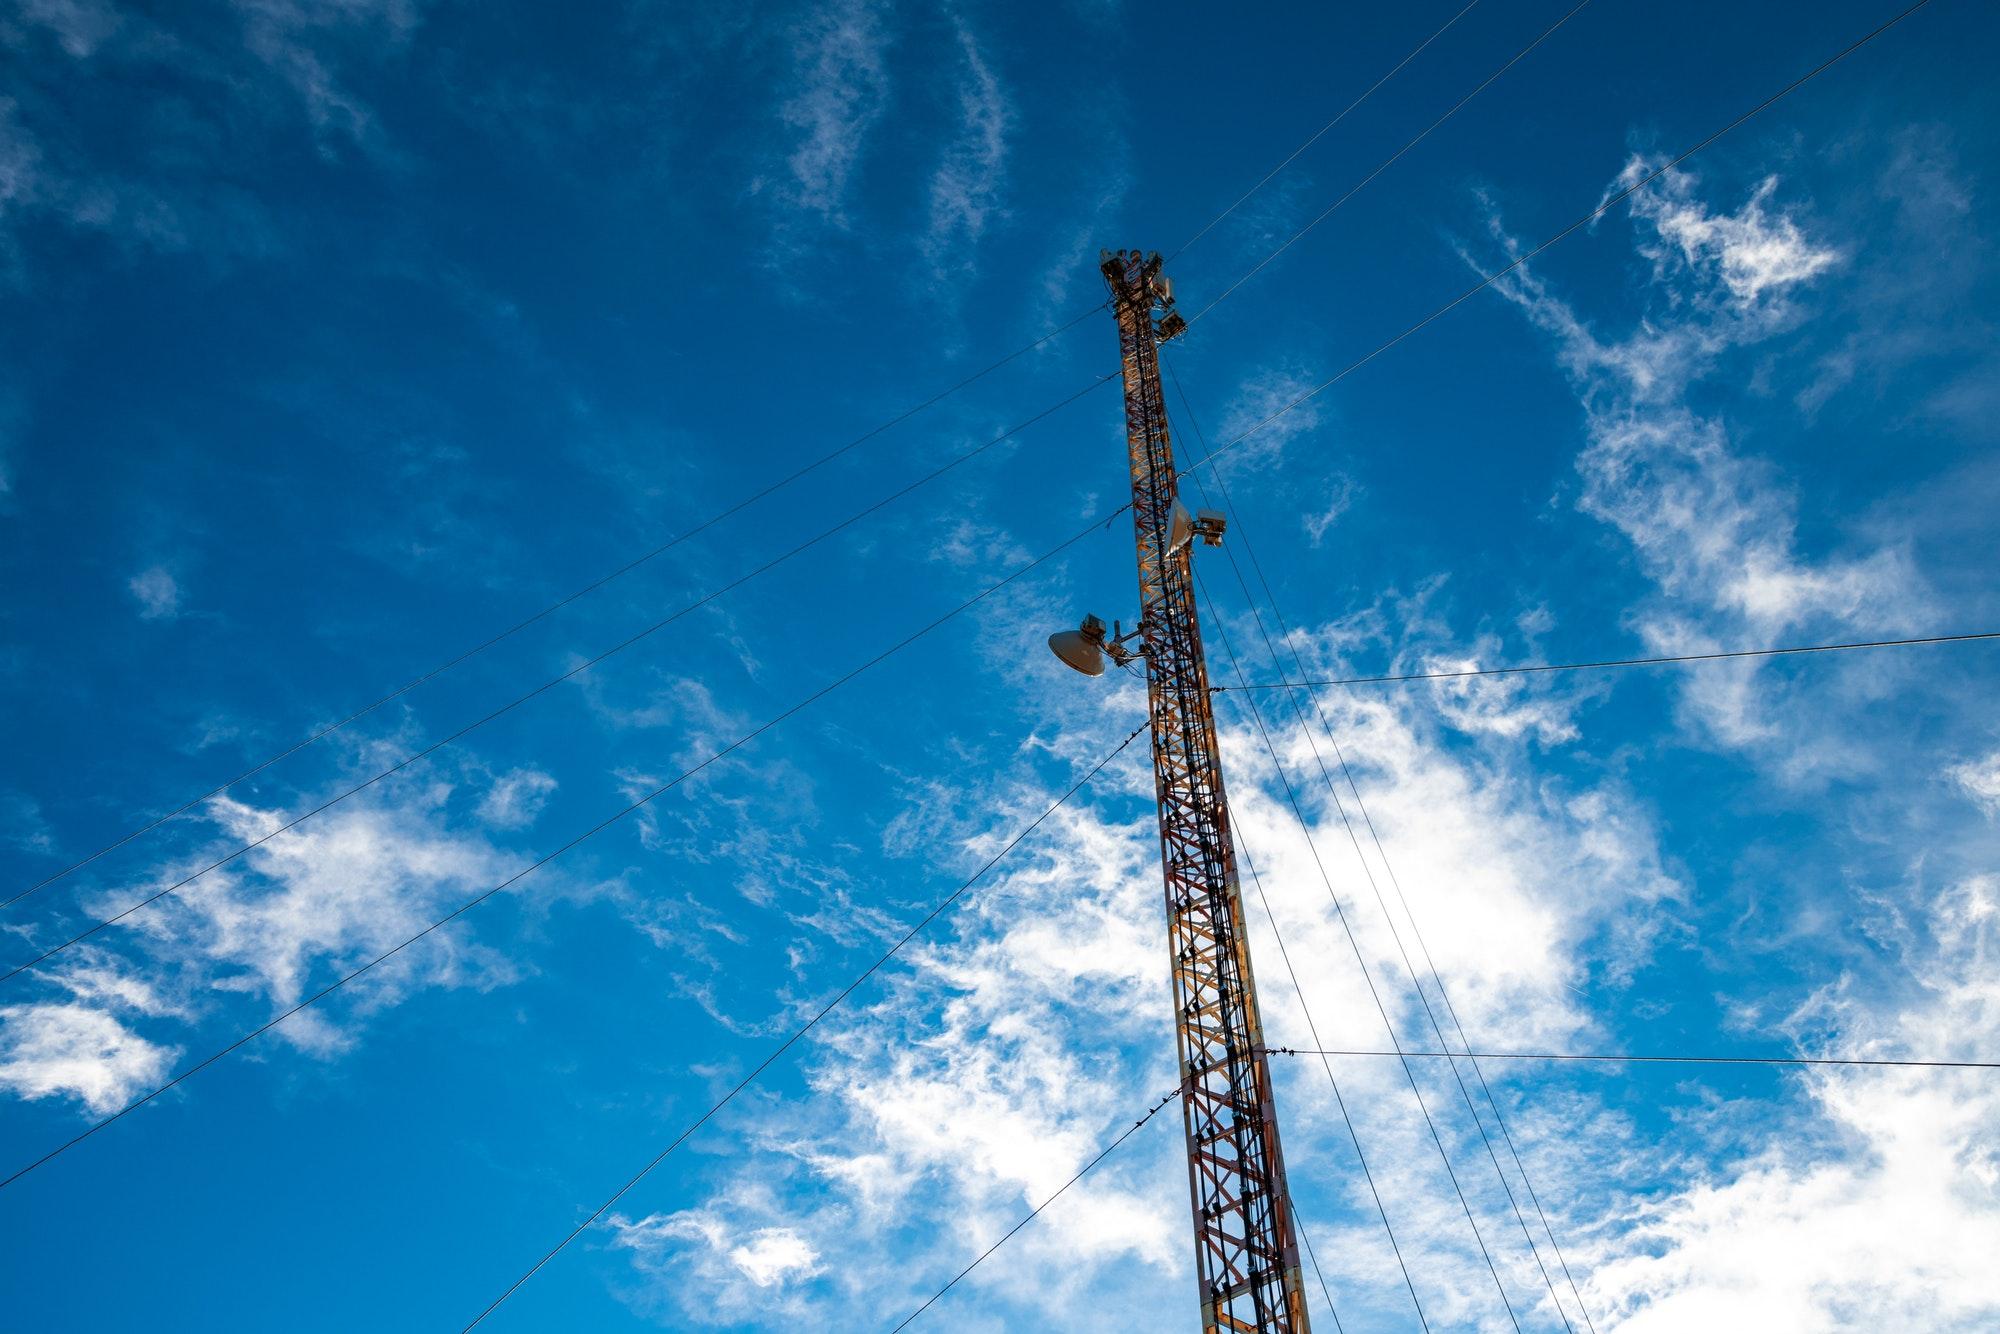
[2,0,1997,1328]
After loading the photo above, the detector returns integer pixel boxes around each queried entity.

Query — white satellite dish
[1048,628,1107,676]
[1166,501,1195,555]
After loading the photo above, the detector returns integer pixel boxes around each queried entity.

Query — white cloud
[0,771,541,1116]
[1464,151,2000,1329]
[127,565,181,620]
[1482,162,1929,754]
[1210,367,1325,471]
[598,656,1686,1326]
[614,1209,823,1290]
[11,0,124,58]
[921,20,1010,281]
[770,0,891,223]
[728,1227,822,1287]
[1301,475,1355,547]
[1,789,54,852]
[1619,163,1840,305]
[599,758,1189,1326]
[233,0,425,152]
[1573,408,1919,637]
[928,516,1028,569]
[1586,875,2000,1330]
[476,767,556,829]
[126,790,520,1023]
[0,1001,176,1114]
[1949,752,2000,818]
[611,1197,829,1324]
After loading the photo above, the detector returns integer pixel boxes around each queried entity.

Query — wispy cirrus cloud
[8,0,123,59]
[232,0,426,153]
[766,0,892,225]
[126,565,181,621]
[476,766,557,830]
[1479,162,1928,751]
[1950,751,2000,819]
[920,18,1010,283]
[1460,148,2000,1330]
[612,1199,825,1323]
[1300,473,1355,548]
[1584,871,2000,1329]
[0,0,424,279]
[0,763,533,1111]
[1207,366,1326,471]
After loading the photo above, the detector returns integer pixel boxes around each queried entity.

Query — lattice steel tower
[1102,248,1310,1333]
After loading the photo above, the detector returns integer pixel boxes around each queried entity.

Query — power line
[1193,566,1524,1332]
[3,0,1929,1211]
[1170,364,1594,1332]
[1237,832,1434,1329]
[1169,0,1484,261]
[1174,0,1938,482]
[0,514,1137,1194]
[462,728,1146,1331]
[0,378,1117,986]
[5,0,1673,935]
[11,0,1476,913]
[1269,1049,2000,1071]
[886,1087,1181,1333]
[1297,1217,1346,1334]
[4,305,1107,911]
[1212,632,2000,691]
[1183,0,1598,329]
[503,10,1931,1325]
[200,0,1952,1269]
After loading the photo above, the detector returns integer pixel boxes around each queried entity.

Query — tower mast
[1101,249,1310,1333]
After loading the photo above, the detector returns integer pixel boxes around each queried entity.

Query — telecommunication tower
[1049,250,1310,1332]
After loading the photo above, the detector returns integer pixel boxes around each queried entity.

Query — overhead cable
[1269,1049,2000,1071]
[1212,632,2000,692]
[461,728,1146,1330]
[886,1087,1181,1332]
[1169,0,1485,260]
[1183,0,1598,329]
[4,306,1108,911]
[1298,1220,1346,1334]
[1171,365,1593,1331]
[11,0,1475,911]
[1194,567,1524,1332]
[1236,833,1434,1329]
[0,519,1139,1193]
[0,378,1117,985]
[1175,0,1939,482]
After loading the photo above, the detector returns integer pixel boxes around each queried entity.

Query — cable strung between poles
[885,1088,1181,1333]
[1213,631,2000,691]
[0,515,1136,1193]
[12,0,1481,911]
[462,728,1146,1330]
[1169,0,1484,261]
[1297,1220,1345,1334]
[1170,367,1591,1331]
[5,306,1108,911]
[4,0,1932,1180]
[3,0,1933,1215]
[1236,832,1434,1330]
[1174,0,1938,483]
[1270,1049,2000,1071]
[0,378,1117,986]
[1182,0,1597,329]
[1194,569,1524,1332]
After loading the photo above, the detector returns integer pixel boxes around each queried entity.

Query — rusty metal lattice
[1102,249,1310,1334]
